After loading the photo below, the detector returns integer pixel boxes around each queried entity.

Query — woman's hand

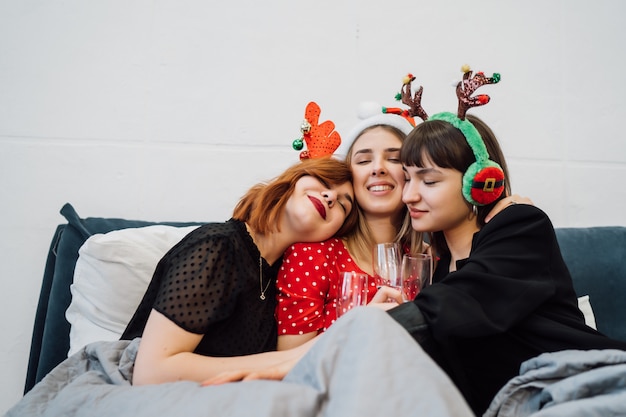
[367,286,402,310]
[485,194,534,223]
[201,356,298,386]
[201,336,316,385]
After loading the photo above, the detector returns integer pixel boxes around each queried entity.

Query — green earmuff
[429,112,505,206]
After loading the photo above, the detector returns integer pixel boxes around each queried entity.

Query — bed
[10,203,626,417]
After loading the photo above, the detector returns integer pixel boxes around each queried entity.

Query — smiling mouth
[408,208,427,218]
[368,184,394,192]
[308,196,327,220]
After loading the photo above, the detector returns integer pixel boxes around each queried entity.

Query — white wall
[1,0,625,412]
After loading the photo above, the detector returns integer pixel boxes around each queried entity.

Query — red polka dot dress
[276,238,378,336]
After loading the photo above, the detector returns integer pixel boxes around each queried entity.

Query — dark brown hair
[400,114,511,253]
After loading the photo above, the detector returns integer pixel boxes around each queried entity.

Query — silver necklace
[259,256,271,301]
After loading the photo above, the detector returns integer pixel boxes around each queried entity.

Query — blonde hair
[342,125,424,263]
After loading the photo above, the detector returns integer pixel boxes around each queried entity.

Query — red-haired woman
[122,157,357,385]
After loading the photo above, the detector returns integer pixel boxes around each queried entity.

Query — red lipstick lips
[308,196,327,220]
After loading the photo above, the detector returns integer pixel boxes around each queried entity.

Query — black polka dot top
[121,219,280,357]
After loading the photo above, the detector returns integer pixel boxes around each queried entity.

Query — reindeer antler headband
[292,102,341,160]
[398,65,505,206]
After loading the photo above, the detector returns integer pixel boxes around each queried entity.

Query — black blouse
[122,219,281,357]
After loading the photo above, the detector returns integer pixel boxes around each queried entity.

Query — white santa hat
[336,101,416,158]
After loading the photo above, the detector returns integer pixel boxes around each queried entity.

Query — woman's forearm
[133,348,300,385]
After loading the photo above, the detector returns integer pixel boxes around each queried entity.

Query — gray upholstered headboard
[24,203,204,393]
[555,226,626,343]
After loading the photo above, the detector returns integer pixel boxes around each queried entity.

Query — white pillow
[577,294,597,330]
[66,224,199,356]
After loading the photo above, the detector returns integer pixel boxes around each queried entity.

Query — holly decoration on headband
[292,102,341,160]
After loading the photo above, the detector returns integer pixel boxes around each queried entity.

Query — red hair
[233,158,357,237]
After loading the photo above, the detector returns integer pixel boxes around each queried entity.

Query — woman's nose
[402,182,419,204]
[372,160,387,176]
[322,190,337,207]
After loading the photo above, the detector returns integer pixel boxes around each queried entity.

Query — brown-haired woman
[394,113,626,415]
[122,157,357,385]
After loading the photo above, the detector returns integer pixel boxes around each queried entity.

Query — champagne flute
[336,271,369,318]
[372,242,402,292]
[400,253,432,302]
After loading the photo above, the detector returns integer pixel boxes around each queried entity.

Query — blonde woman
[276,104,523,351]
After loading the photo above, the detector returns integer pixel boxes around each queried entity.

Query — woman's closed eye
[386,150,401,163]
[338,199,349,215]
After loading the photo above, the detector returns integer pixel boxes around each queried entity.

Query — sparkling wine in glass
[336,271,369,317]
[372,242,402,290]
[400,253,433,302]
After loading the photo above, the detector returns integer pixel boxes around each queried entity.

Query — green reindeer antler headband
[398,65,505,206]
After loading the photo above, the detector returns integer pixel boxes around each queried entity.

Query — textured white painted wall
[1,0,625,412]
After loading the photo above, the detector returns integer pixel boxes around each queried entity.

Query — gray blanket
[485,349,626,417]
[6,307,474,417]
